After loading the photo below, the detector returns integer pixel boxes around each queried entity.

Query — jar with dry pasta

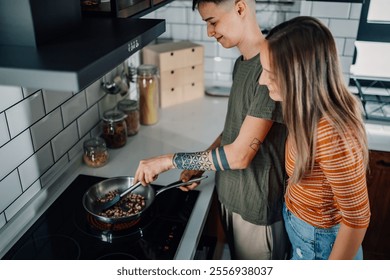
[137,64,159,125]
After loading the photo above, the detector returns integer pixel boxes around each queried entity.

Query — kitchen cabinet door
[362,150,390,260]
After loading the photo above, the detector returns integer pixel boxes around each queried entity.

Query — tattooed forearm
[249,138,262,151]
[173,152,213,170]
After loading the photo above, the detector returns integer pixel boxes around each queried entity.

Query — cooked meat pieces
[97,191,146,218]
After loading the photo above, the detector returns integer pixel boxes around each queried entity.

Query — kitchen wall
[0,0,364,232]
[143,0,362,86]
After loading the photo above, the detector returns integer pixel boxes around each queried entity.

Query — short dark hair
[192,0,228,11]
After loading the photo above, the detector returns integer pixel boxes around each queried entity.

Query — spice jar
[102,109,127,148]
[83,137,109,168]
[137,64,159,125]
[117,99,140,136]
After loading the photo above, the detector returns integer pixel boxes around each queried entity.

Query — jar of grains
[117,99,140,136]
[137,64,159,125]
[102,109,127,148]
[83,137,109,168]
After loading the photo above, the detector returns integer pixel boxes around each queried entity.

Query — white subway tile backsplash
[42,89,72,113]
[6,91,45,138]
[334,38,346,57]
[329,19,360,38]
[187,25,203,41]
[85,80,105,107]
[202,41,218,57]
[204,57,232,74]
[0,214,5,229]
[171,24,191,40]
[30,108,63,151]
[18,143,53,191]
[350,3,363,20]
[0,171,22,213]
[0,130,34,179]
[22,88,40,98]
[339,55,354,75]
[311,2,351,19]
[51,122,78,162]
[77,104,100,138]
[0,113,10,147]
[61,91,87,127]
[218,46,240,60]
[68,137,84,163]
[0,85,23,112]
[40,155,68,188]
[5,179,41,221]
[344,38,357,56]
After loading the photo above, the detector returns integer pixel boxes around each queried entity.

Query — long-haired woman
[259,16,370,260]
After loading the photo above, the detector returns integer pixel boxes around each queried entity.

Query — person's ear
[235,0,247,16]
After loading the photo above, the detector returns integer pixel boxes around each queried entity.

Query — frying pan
[82,175,207,224]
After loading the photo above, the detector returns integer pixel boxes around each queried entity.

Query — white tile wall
[6,91,45,138]
[0,86,23,112]
[0,130,34,179]
[18,143,53,191]
[61,91,87,127]
[0,113,10,147]
[0,171,22,213]
[300,1,363,79]
[0,59,124,230]
[30,108,63,151]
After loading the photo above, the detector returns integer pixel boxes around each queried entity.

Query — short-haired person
[134,0,289,259]
[259,16,370,260]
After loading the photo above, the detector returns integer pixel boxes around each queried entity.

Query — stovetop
[2,174,199,260]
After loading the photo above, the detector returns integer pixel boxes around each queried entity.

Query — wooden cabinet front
[363,150,390,259]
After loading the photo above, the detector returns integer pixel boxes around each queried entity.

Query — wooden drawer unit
[363,150,390,260]
[142,41,204,108]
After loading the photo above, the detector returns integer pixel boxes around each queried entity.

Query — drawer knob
[192,48,195,52]
[170,52,174,56]
[171,70,175,74]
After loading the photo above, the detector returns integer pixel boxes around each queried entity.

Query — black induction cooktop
[2,174,199,260]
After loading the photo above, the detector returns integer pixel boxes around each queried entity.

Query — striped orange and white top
[285,118,370,229]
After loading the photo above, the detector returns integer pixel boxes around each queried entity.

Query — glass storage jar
[83,137,109,168]
[137,64,159,125]
[117,99,140,136]
[102,109,127,148]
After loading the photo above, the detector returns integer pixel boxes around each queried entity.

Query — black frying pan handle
[155,175,208,196]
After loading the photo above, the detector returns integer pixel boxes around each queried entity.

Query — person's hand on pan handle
[134,153,176,186]
[134,153,205,191]
[178,170,205,192]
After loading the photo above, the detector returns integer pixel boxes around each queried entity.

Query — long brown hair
[266,16,368,184]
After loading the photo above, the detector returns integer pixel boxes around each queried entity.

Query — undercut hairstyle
[266,16,368,184]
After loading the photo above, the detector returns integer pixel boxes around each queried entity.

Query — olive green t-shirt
[215,53,288,225]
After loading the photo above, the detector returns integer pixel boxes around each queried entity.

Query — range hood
[0,1,165,92]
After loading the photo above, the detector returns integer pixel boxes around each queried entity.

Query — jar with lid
[137,64,159,125]
[83,137,109,168]
[102,109,127,148]
[117,99,140,136]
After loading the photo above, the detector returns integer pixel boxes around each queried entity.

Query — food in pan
[97,191,146,218]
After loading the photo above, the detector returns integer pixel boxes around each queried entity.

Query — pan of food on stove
[82,175,208,224]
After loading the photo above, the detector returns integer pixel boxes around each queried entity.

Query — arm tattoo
[249,138,263,151]
[173,151,213,170]
[218,146,231,170]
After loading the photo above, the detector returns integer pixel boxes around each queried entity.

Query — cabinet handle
[377,160,390,167]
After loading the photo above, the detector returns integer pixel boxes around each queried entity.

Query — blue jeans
[283,203,363,260]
